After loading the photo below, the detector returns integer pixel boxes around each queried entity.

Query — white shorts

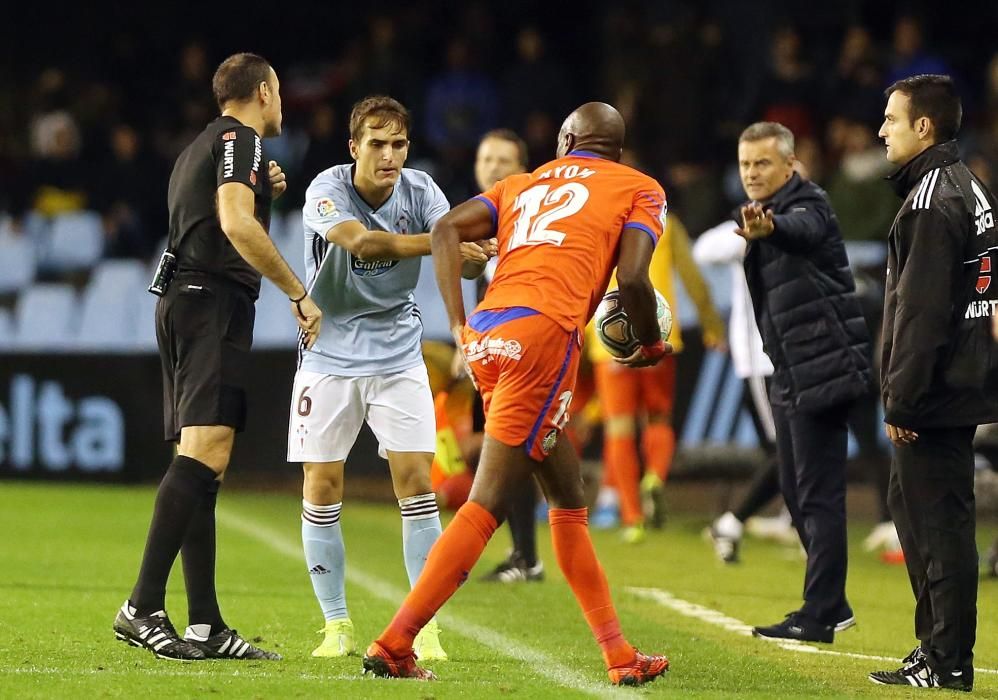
[287,365,436,463]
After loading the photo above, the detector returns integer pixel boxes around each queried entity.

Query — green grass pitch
[2,481,997,698]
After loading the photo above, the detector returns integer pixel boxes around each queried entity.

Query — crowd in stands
[2,4,998,352]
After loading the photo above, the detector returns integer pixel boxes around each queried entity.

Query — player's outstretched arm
[325,219,432,261]
[431,199,495,342]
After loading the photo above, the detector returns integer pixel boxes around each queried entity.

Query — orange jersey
[474,152,667,333]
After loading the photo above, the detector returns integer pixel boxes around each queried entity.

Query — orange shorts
[594,355,676,418]
[463,308,580,462]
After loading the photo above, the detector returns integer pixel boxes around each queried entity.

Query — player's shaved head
[556,102,625,161]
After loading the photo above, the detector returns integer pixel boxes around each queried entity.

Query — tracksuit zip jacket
[882,140,998,428]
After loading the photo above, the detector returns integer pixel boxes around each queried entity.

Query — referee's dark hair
[212,53,273,111]
[885,74,962,142]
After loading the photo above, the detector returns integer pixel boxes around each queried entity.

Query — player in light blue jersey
[288,96,492,661]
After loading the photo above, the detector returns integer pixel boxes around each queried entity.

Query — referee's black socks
[182,477,227,634]
[131,455,218,617]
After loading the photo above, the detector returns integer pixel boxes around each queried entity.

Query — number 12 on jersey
[508,183,590,251]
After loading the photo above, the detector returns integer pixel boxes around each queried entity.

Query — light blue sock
[399,493,442,587]
[301,500,347,621]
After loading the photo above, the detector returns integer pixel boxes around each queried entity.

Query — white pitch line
[219,508,630,699]
[626,586,998,676]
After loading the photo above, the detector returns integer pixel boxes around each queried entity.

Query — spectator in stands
[825,118,898,241]
[94,124,167,259]
[501,27,571,138]
[29,110,88,217]
[886,16,950,85]
[424,38,498,156]
[589,211,724,543]
[285,104,349,208]
[750,25,818,140]
[824,26,885,128]
[355,17,421,111]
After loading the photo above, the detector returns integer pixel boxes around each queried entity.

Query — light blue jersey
[300,164,450,376]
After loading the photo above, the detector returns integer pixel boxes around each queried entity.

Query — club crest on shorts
[541,429,559,455]
[316,198,339,218]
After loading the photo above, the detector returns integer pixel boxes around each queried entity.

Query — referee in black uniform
[869,75,998,691]
[113,53,321,661]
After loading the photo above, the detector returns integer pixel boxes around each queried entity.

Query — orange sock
[605,435,642,526]
[377,501,497,656]
[549,507,634,668]
[642,423,675,481]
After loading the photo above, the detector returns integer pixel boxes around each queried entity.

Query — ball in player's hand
[593,289,672,358]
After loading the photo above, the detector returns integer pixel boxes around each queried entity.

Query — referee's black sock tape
[172,454,221,486]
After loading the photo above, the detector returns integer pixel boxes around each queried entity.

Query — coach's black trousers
[771,401,851,625]
[888,426,977,679]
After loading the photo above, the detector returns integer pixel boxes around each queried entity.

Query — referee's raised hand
[292,294,322,349]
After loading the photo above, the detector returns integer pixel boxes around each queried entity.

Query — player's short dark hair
[349,96,410,142]
[885,74,962,142]
[480,129,529,168]
[212,53,273,111]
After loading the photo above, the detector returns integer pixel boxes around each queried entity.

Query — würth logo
[977,256,992,294]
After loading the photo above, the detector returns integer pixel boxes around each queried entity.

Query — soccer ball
[593,289,672,358]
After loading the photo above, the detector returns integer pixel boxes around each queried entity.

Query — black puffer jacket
[739,173,872,412]
[881,141,998,428]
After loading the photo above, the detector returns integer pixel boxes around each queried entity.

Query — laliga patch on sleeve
[316,198,339,218]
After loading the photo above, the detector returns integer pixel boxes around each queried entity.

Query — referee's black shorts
[156,272,256,441]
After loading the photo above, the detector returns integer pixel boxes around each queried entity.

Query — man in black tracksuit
[734,122,872,644]
[869,75,998,692]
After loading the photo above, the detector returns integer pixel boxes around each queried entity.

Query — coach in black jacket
[733,122,872,645]
[869,75,998,692]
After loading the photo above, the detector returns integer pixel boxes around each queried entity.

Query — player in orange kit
[362,102,671,686]
[590,212,724,543]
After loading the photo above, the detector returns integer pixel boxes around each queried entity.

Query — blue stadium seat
[0,308,12,350]
[0,229,37,294]
[76,260,147,349]
[844,240,888,269]
[278,211,306,279]
[133,287,160,351]
[13,283,78,350]
[40,211,105,273]
[253,280,298,349]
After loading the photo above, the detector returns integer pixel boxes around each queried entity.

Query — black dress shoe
[752,611,833,643]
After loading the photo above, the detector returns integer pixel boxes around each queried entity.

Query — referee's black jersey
[167,115,272,298]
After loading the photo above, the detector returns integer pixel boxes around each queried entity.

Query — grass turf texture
[2,481,997,698]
